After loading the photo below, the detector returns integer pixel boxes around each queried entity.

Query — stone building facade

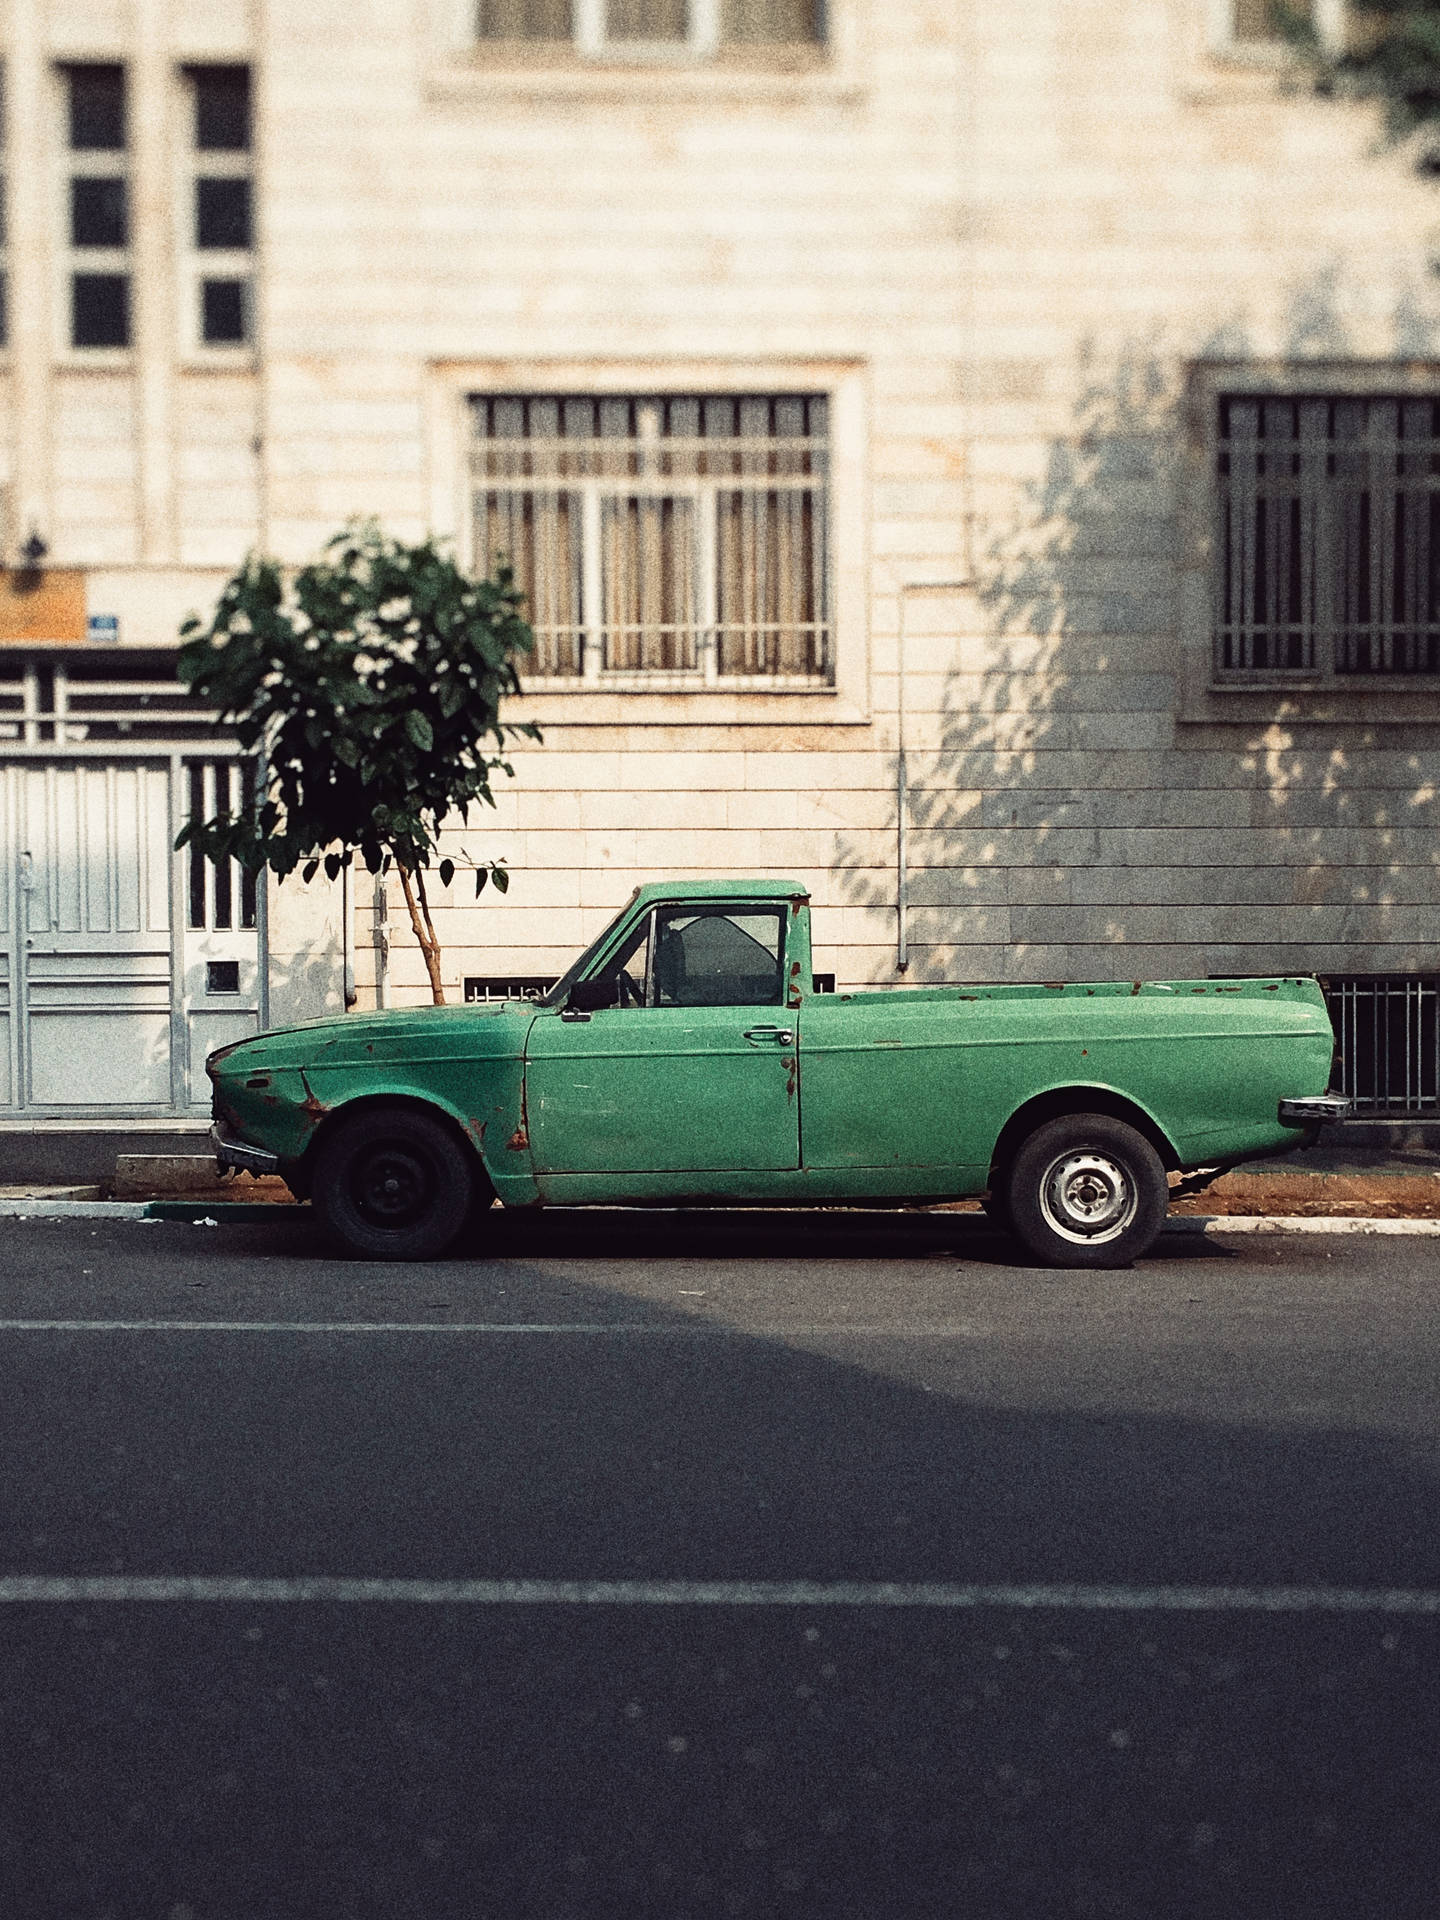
[0,0,1436,1120]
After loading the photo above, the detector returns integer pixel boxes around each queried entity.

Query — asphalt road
[2,1211,1439,1919]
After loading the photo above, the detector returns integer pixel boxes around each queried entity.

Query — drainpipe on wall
[341,860,356,1009]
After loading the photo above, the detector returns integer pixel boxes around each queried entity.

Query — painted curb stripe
[1,1575,1440,1612]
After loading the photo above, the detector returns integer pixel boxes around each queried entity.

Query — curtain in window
[477,0,572,39]
[602,495,697,669]
[716,396,827,675]
[608,0,688,40]
[474,398,584,675]
[721,0,820,43]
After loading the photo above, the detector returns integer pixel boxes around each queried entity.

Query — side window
[653,908,784,1008]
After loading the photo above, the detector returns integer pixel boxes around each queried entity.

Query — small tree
[177,520,539,1004]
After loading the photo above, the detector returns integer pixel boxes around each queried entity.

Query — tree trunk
[398,863,447,1005]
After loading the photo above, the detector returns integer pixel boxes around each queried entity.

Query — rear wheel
[1005,1112,1167,1269]
[312,1107,475,1260]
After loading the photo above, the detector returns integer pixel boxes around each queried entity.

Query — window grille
[0,657,224,744]
[1215,394,1440,679]
[476,0,822,51]
[464,976,551,1002]
[471,394,831,681]
[186,760,257,932]
[1323,976,1440,1115]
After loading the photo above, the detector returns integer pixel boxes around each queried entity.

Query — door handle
[744,1025,794,1045]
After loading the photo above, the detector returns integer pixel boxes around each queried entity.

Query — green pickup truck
[209,878,1346,1267]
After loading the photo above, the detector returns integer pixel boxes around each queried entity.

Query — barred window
[1214,394,1440,679]
[471,394,830,681]
[476,0,822,52]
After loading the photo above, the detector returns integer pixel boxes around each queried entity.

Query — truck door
[525,903,800,1177]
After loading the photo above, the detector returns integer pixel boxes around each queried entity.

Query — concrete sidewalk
[1169,1143,1440,1220]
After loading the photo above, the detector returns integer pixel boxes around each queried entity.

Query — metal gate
[0,757,261,1114]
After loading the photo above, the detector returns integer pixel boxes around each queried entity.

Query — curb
[0,1200,308,1223]
[0,1199,1436,1237]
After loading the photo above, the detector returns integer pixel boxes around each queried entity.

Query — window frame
[177,64,254,360]
[57,63,131,359]
[427,356,870,724]
[470,391,833,687]
[1181,361,1440,722]
[474,0,825,63]
[424,0,855,103]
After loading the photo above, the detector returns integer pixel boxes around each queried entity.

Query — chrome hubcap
[1038,1150,1136,1245]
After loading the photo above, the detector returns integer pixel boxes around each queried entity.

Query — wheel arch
[987,1086,1180,1186]
[287,1091,495,1205]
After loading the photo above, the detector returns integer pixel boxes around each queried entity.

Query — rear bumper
[1278,1093,1353,1126]
[211,1121,281,1177]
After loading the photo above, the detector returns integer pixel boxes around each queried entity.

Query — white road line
[1,1575,1440,1613]
[0,1319,1013,1337]
[0,1319,713,1335]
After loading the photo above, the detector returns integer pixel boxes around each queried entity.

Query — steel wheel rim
[352,1143,435,1230]
[1038,1149,1138,1246]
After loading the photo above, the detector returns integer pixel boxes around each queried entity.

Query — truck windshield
[537,900,635,1009]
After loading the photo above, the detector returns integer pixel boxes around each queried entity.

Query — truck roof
[628,879,809,906]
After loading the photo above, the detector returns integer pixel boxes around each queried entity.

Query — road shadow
[1,1217,1438,1916]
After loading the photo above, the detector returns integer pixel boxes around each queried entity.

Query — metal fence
[1322,976,1440,1115]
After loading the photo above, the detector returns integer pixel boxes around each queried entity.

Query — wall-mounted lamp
[17,530,48,574]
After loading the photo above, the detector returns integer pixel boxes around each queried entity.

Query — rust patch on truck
[788,958,804,1009]
[298,1070,328,1122]
[506,1085,530,1152]
[783,1054,798,1102]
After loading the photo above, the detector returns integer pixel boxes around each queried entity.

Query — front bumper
[212,1121,282,1177]
[1278,1093,1353,1126]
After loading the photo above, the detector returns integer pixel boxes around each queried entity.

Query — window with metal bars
[475,0,822,51]
[471,394,830,681]
[1215,394,1440,679]
[186,762,257,931]
[1322,976,1440,1115]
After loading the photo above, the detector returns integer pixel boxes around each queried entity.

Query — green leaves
[175,516,539,922]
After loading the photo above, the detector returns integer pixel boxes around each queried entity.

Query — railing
[1322,976,1440,1115]
[0,661,222,744]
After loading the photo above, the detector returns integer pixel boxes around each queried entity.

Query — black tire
[980,1183,1011,1233]
[312,1106,475,1260]
[1005,1112,1167,1269]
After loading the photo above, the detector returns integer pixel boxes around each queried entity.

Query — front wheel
[1005,1113,1167,1269]
[312,1107,475,1260]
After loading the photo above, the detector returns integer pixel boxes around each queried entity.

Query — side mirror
[568,976,615,1013]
